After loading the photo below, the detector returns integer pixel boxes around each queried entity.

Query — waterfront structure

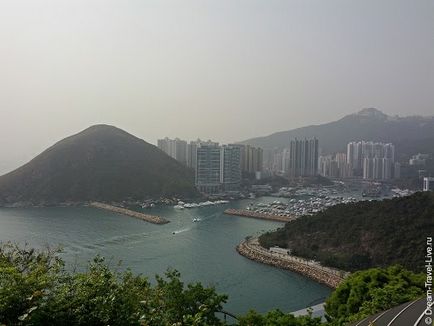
[194,144,241,193]
[186,139,219,169]
[423,177,434,191]
[157,137,188,165]
[195,144,222,193]
[347,141,399,180]
[287,138,319,178]
[220,145,241,191]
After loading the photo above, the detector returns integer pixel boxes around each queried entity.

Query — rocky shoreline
[236,237,348,289]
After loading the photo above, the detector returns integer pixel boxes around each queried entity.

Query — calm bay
[0,197,331,315]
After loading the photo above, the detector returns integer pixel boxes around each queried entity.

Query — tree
[0,243,227,326]
[324,265,425,325]
[237,309,322,326]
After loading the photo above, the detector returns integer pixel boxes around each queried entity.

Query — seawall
[236,237,348,289]
[224,208,296,223]
[89,202,169,225]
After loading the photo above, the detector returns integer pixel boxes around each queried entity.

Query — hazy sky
[0,0,433,174]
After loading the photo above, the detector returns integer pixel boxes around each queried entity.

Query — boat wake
[172,228,191,235]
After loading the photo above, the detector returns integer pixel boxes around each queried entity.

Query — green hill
[0,125,198,206]
[259,192,434,272]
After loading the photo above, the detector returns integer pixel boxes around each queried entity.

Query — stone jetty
[236,237,348,289]
[89,202,169,225]
[224,208,296,223]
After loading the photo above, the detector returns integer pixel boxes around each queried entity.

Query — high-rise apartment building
[157,137,188,165]
[423,177,434,191]
[186,139,219,169]
[195,144,222,194]
[287,138,319,178]
[220,145,241,191]
[230,144,263,174]
[159,137,243,193]
[194,144,241,194]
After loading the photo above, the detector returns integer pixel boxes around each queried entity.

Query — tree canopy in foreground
[0,244,425,325]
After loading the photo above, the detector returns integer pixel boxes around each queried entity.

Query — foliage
[0,243,426,326]
[259,191,434,272]
[324,265,425,325]
[0,243,226,326]
[238,309,322,326]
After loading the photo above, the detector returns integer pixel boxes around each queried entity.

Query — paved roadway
[350,298,432,326]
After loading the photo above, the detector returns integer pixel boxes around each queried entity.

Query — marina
[174,200,230,209]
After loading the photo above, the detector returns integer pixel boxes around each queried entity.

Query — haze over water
[0,197,331,314]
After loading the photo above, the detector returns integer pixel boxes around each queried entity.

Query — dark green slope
[259,192,434,272]
[0,125,198,206]
[241,108,434,155]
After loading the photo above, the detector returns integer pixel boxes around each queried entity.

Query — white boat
[192,218,201,222]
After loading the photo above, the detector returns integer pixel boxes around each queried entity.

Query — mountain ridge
[240,108,434,155]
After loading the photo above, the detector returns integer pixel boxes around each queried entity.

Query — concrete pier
[224,208,296,223]
[89,202,169,225]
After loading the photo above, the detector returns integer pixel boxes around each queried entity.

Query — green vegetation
[238,310,322,326]
[324,265,425,325]
[0,125,198,206]
[0,243,225,325]
[259,191,434,272]
[0,243,425,326]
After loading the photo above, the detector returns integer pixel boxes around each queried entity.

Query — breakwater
[89,202,169,224]
[236,237,348,289]
[224,208,296,223]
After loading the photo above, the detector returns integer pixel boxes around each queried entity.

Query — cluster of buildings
[319,153,352,178]
[348,141,400,180]
[157,138,263,193]
[319,141,401,180]
[319,141,400,180]
[319,141,401,181]
[159,136,407,192]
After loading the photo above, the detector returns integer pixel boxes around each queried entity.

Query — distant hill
[259,192,434,272]
[0,125,198,206]
[241,108,434,155]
